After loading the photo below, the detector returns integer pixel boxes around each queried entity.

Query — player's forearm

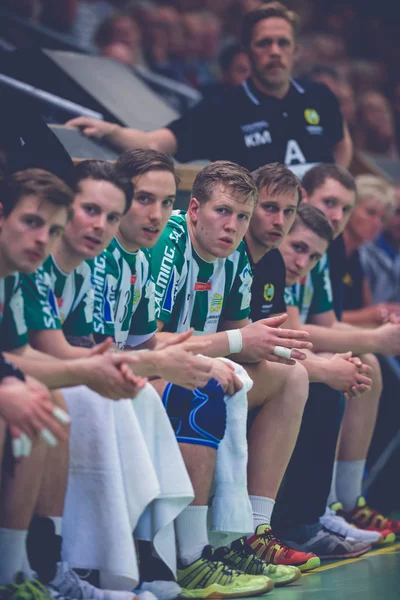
[341,307,378,327]
[303,323,376,355]
[105,126,176,154]
[4,349,87,389]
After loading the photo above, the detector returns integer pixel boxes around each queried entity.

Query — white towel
[62,385,160,590]
[208,359,254,547]
[132,387,194,578]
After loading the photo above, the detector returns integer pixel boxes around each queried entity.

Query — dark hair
[0,168,74,219]
[302,163,356,197]
[241,1,300,49]
[290,203,333,243]
[219,42,246,73]
[116,148,180,188]
[252,162,302,204]
[73,160,133,214]
[192,160,258,206]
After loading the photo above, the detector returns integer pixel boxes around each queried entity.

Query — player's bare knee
[285,362,309,408]
[359,353,382,392]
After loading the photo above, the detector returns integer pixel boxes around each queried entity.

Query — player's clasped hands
[241,313,313,364]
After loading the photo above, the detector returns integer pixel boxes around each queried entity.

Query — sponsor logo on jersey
[57,297,63,308]
[131,275,137,285]
[304,109,320,125]
[263,283,275,302]
[210,293,223,312]
[155,246,177,315]
[34,269,58,328]
[284,286,295,305]
[195,281,212,291]
[241,121,272,148]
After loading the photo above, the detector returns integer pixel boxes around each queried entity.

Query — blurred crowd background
[2,0,400,162]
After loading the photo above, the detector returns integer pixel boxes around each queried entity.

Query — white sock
[336,460,366,510]
[0,528,28,585]
[327,460,338,507]
[175,506,209,566]
[48,516,63,537]
[249,495,275,530]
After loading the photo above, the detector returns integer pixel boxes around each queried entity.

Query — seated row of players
[1,154,400,600]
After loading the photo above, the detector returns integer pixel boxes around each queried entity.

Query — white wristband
[226,329,243,354]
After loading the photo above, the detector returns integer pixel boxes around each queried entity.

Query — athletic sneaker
[219,539,301,587]
[334,497,400,538]
[282,527,371,560]
[48,562,136,600]
[328,503,395,545]
[177,545,274,598]
[0,574,57,600]
[245,525,320,572]
[321,506,384,546]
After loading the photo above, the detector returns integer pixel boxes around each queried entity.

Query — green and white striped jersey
[90,237,157,349]
[22,255,94,336]
[151,211,252,334]
[0,275,28,351]
[284,252,333,323]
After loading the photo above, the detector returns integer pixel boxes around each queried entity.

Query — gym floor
[252,542,400,600]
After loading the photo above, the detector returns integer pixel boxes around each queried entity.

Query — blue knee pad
[162,378,227,449]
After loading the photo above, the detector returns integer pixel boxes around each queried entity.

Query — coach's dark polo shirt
[168,78,343,174]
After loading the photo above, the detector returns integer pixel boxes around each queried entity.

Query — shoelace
[203,547,244,578]
[258,530,290,552]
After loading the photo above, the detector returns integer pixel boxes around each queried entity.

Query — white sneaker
[139,581,181,600]
[321,507,382,545]
[48,562,136,600]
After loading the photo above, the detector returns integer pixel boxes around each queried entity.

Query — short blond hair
[355,175,395,216]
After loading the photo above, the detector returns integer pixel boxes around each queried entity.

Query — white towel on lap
[62,385,159,590]
[132,387,194,576]
[209,359,254,547]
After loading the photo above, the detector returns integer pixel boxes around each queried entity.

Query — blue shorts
[162,378,226,449]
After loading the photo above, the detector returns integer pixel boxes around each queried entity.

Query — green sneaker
[220,540,301,587]
[177,545,274,598]
[0,574,54,600]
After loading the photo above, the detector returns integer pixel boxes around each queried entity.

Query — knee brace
[162,378,227,449]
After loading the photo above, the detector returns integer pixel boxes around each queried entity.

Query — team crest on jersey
[132,289,141,305]
[263,283,275,302]
[304,109,320,125]
[210,293,223,312]
[343,273,352,286]
[239,266,252,310]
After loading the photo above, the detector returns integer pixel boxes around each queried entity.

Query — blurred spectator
[337,81,357,129]
[179,11,222,87]
[94,12,145,67]
[200,41,251,100]
[360,182,400,305]
[341,175,399,325]
[306,64,341,96]
[354,91,399,159]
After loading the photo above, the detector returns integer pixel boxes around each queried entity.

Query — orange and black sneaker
[244,525,320,572]
[336,497,400,540]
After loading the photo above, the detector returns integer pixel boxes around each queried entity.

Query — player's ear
[188,197,201,223]
[300,186,308,203]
